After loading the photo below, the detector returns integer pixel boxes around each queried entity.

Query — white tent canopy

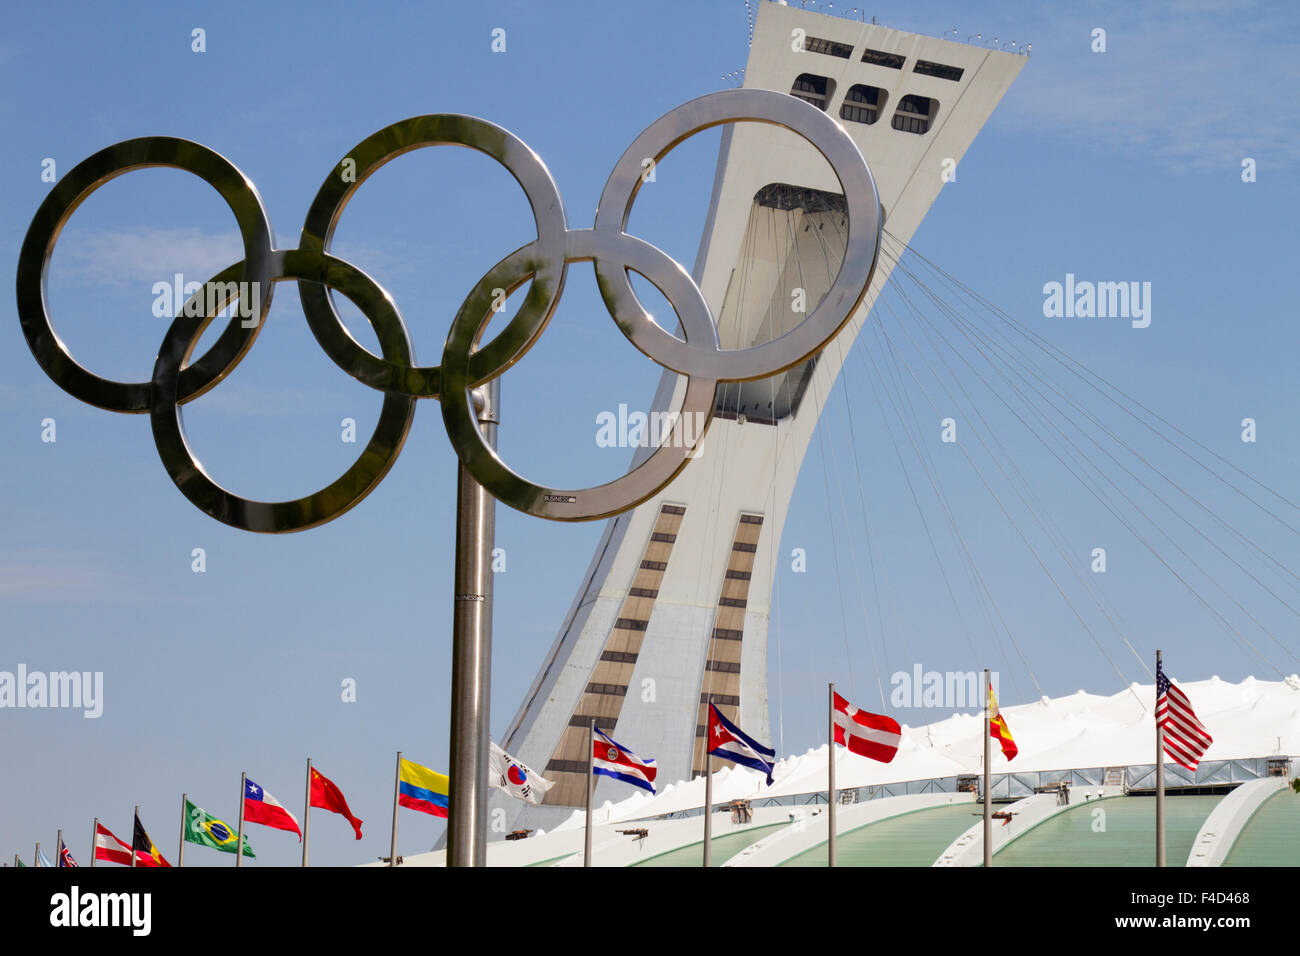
[572,675,1300,826]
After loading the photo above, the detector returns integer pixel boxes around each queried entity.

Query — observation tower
[497,1,1027,830]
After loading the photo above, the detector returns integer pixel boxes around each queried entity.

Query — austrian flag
[244,778,302,839]
[832,691,901,763]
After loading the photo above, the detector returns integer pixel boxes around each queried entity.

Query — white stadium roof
[552,675,1300,828]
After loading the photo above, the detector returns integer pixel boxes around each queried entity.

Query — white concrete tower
[497,2,1026,830]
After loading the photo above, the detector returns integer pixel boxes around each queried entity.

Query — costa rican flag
[707,704,776,785]
[1157,661,1213,771]
[833,691,901,763]
[592,728,657,793]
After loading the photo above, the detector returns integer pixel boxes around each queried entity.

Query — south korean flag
[489,742,555,805]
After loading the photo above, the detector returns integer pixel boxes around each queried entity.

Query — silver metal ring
[440,233,716,521]
[297,114,568,398]
[17,90,881,529]
[150,248,417,532]
[16,137,276,413]
[591,89,880,382]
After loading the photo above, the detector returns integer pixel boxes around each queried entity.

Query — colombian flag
[399,758,449,818]
[989,684,1019,761]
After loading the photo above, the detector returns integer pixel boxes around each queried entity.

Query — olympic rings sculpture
[16,90,880,530]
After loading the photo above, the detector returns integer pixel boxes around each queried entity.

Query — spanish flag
[989,684,1018,761]
[398,758,449,818]
[132,810,171,867]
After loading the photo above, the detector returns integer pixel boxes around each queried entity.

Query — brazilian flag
[184,799,255,858]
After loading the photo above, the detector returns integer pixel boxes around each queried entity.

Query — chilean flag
[592,728,657,793]
[244,778,302,839]
[833,691,901,763]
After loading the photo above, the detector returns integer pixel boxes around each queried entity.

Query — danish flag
[832,691,901,763]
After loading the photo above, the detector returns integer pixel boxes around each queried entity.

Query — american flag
[57,837,78,868]
[1156,660,1213,771]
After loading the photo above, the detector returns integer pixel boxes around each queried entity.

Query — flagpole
[1156,649,1166,867]
[703,746,712,868]
[56,830,62,868]
[177,793,187,868]
[302,757,312,868]
[828,682,837,868]
[984,669,992,868]
[389,751,401,868]
[236,774,246,869]
[447,378,498,868]
[584,718,594,868]
[33,843,38,867]
[90,819,97,869]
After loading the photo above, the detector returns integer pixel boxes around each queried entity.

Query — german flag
[132,810,171,867]
[989,683,1019,761]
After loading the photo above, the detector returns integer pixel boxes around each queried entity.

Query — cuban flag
[592,728,657,793]
[707,704,776,785]
[243,778,302,840]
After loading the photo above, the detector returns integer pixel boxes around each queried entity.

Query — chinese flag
[310,767,364,839]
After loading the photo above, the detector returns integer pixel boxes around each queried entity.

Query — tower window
[892,94,938,134]
[803,35,853,59]
[914,59,964,81]
[839,83,887,125]
[790,73,835,111]
[861,48,905,69]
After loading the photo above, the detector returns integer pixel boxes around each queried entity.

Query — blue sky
[1,0,1297,867]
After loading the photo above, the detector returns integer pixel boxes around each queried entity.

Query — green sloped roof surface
[779,802,980,867]
[1223,788,1300,867]
[629,823,783,867]
[994,795,1222,866]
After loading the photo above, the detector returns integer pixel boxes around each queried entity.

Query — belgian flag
[132,810,171,867]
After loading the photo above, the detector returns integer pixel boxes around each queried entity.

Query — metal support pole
[1156,649,1166,867]
[178,794,186,868]
[704,748,713,867]
[983,669,992,868]
[302,757,312,868]
[236,776,246,868]
[56,830,62,869]
[585,718,595,867]
[447,379,499,868]
[389,751,401,868]
[90,819,97,868]
[828,682,837,868]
